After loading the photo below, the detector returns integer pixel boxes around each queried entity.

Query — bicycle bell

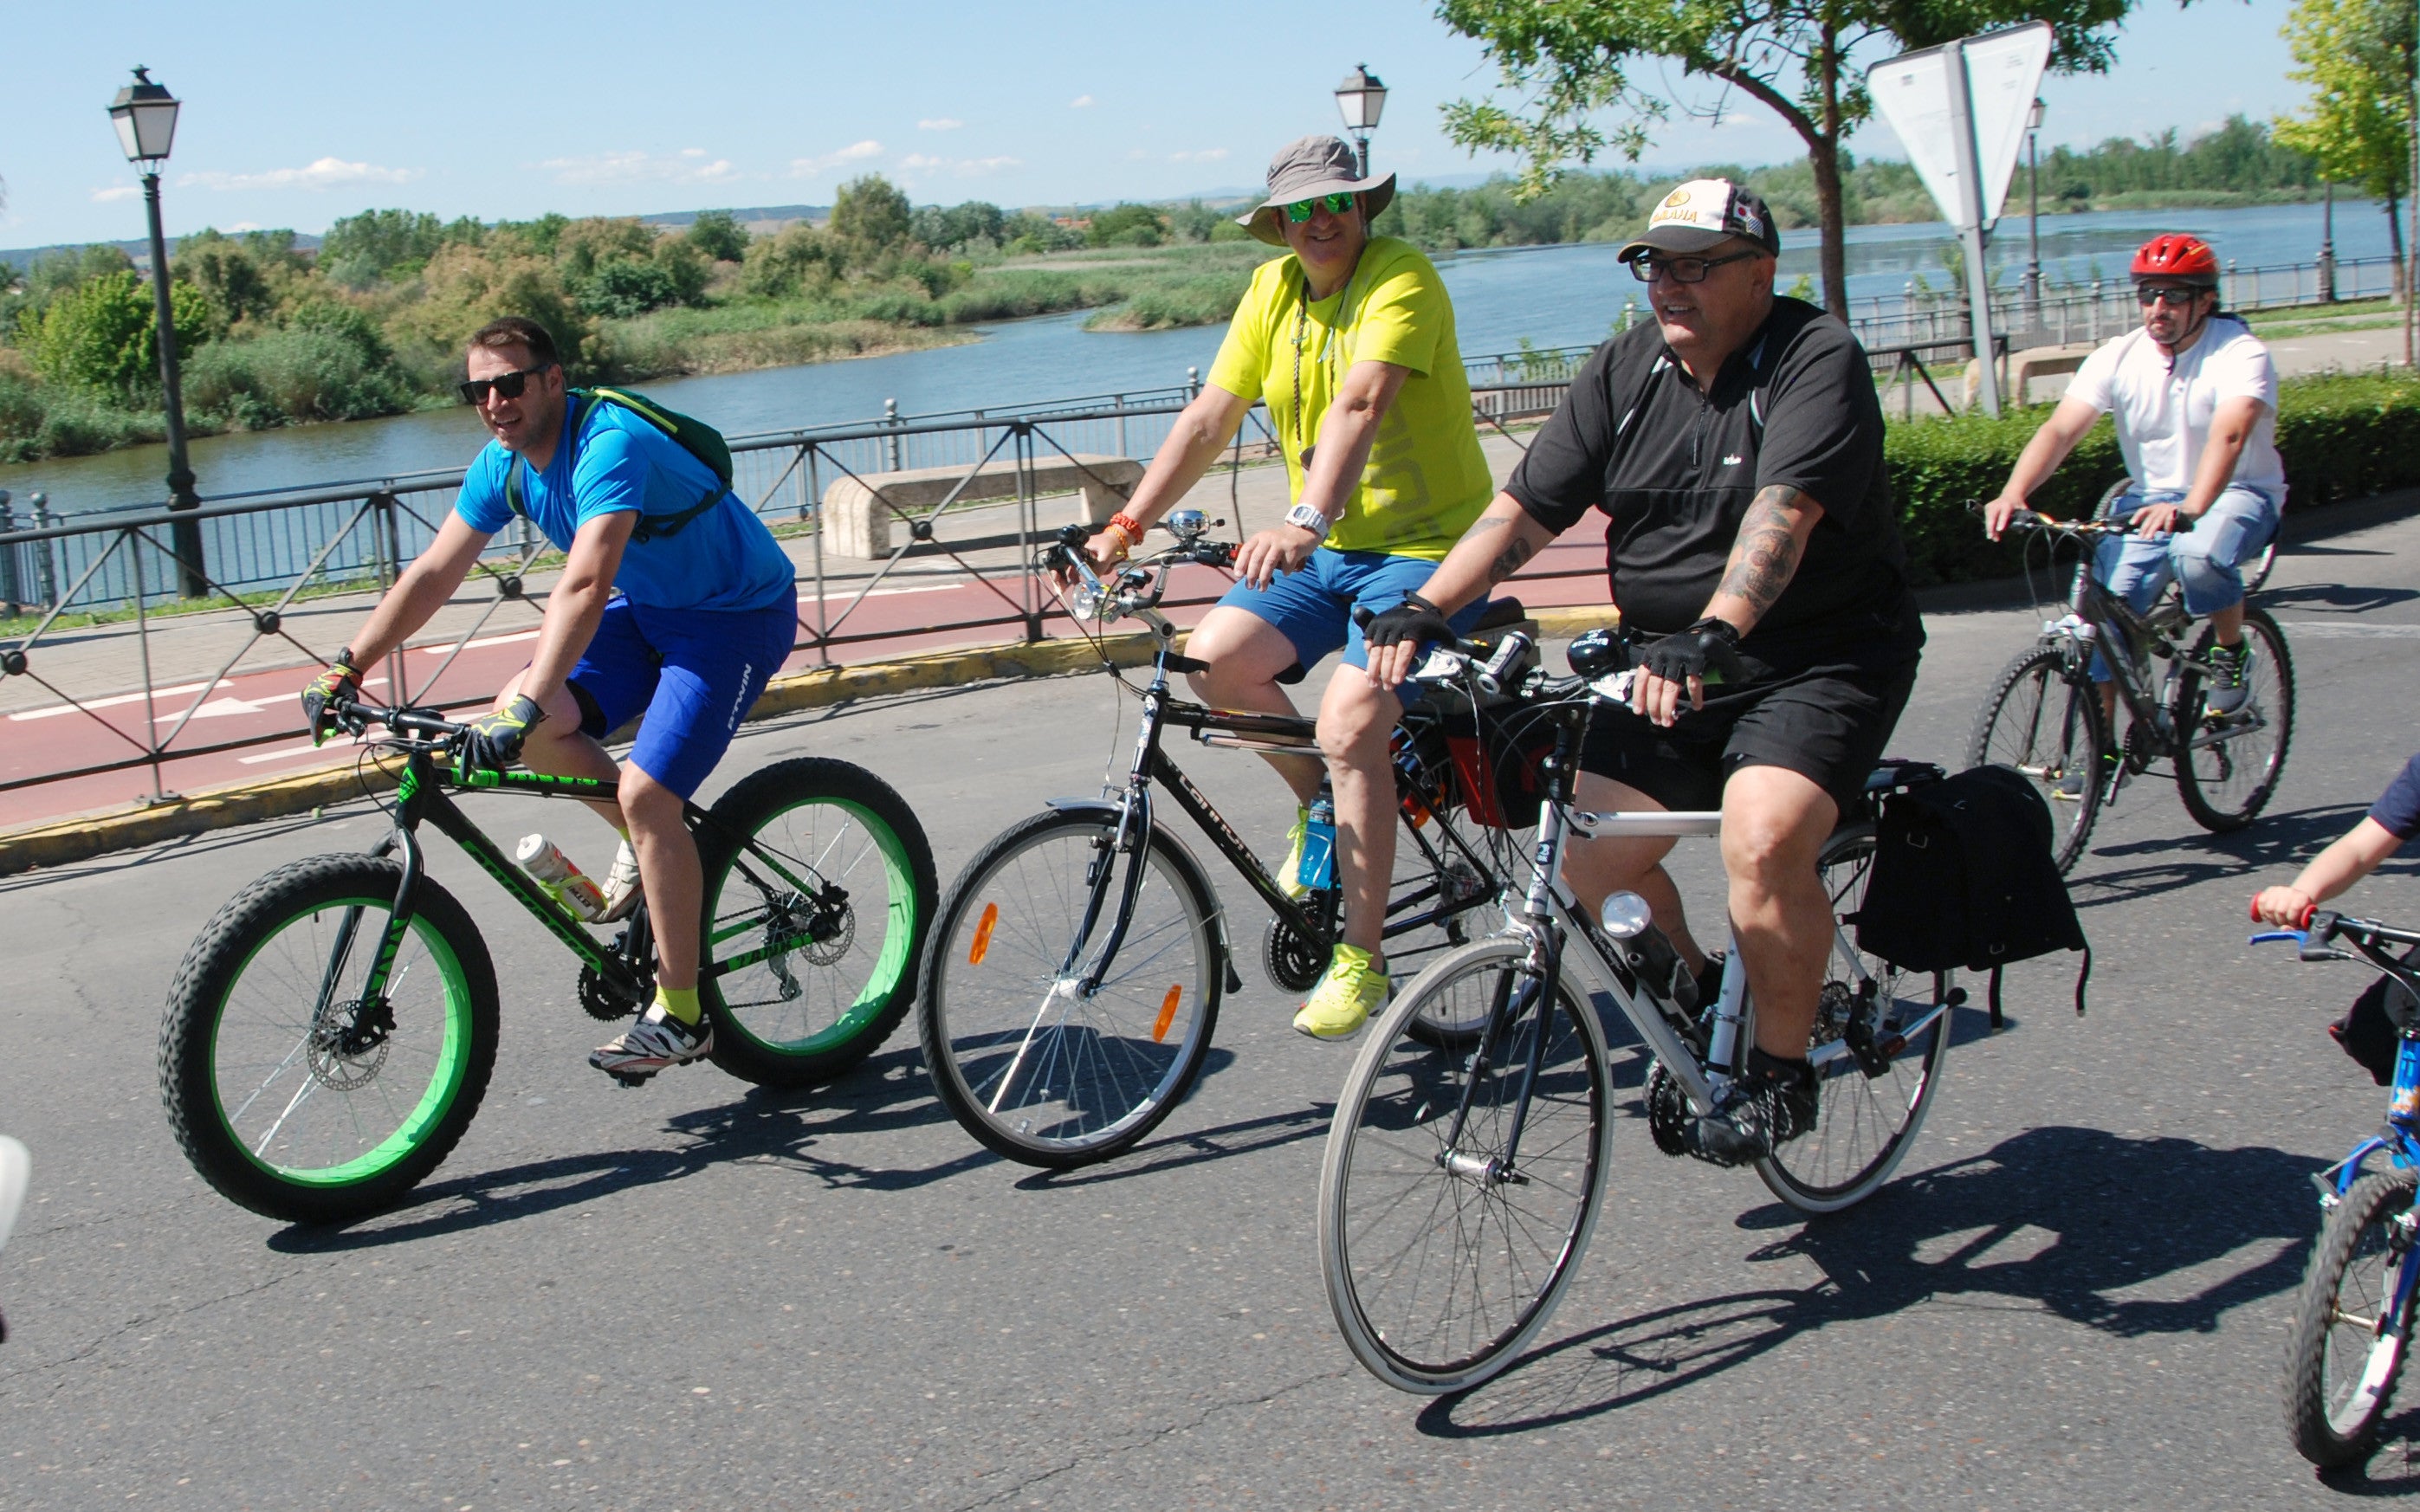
[1164,508,1208,544]
[1568,627,1625,680]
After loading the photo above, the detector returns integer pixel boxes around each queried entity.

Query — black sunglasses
[1629,250,1759,284]
[457,365,553,405]
[2135,284,2210,307]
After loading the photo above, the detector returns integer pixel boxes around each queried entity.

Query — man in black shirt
[1367,179,1923,1165]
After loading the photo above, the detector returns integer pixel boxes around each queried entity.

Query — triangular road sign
[1867,22,2054,232]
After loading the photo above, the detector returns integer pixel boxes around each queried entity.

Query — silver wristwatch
[1283,502,1333,542]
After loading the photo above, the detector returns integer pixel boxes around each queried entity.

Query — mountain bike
[916,514,1541,1169]
[2255,907,2420,1470]
[159,698,935,1224]
[1969,504,2294,874]
[1319,629,1959,1393]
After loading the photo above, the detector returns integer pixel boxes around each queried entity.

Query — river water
[3,197,2388,520]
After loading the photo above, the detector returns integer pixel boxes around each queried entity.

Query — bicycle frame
[2049,529,2264,764]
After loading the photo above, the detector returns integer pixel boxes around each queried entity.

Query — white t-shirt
[2065,315,2285,496]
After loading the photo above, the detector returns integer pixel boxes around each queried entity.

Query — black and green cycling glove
[301,652,361,746]
[463,695,546,772]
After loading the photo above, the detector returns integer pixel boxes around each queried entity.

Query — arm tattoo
[1715,485,1810,621]
[1466,514,1537,584]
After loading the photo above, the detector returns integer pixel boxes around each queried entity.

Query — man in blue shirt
[301,316,799,1081]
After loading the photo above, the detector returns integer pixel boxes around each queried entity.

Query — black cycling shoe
[1686,1047,1817,1167]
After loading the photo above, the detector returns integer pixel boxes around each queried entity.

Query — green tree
[21,270,213,397]
[320,209,448,287]
[686,210,750,262]
[2275,0,2415,275]
[1085,203,1168,248]
[1436,0,2134,317]
[829,176,914,262]
[175,229,279,331]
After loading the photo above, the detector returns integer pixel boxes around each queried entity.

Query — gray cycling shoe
[2202,641,2251,718]
[591,1005,712,1082]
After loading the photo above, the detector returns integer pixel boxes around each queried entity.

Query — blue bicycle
[2257,908,2420,1469]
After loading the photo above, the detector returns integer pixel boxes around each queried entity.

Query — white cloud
[1070,94,1095,107]
[91,184,142,203]
[535,148,740,187]
[179,157,424,192]
[917,118,963,132]
[896,152,1021,179]
[790,139,885,177]
[1169,148,1230,163]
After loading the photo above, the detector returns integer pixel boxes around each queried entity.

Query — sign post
[1867,22,2054,417]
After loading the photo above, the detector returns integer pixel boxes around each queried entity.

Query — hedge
[1888,369,2420,587]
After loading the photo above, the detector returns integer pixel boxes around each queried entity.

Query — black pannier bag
[2330,959,2420,1086]
[1854,763,2091,1027]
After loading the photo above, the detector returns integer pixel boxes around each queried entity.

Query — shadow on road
[1414,1126,2321,1439]
[2258,581,2416,613]
[2068,803,2403,909]
[1010,1094,1330,1191]
[264,1043,1026,1251]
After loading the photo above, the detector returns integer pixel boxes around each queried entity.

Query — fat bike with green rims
[159,697,935,1224]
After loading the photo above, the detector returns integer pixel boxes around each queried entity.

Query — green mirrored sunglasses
[1284,191,1357,223]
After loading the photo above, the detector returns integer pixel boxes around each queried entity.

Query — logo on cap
[1662,188,1692,209]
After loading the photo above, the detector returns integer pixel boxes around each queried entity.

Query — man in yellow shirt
[1080,135,1495,1037]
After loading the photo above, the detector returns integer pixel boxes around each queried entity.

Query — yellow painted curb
[0,607,1614,878]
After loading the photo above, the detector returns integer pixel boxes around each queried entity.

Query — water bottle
[515,834,607,921]
[1297,782,1337,894]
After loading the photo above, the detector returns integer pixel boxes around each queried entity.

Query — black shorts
[1578,656,1919,817]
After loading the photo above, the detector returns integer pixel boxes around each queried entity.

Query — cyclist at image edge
[1076,134,1497,1040]
[299,316,799,1081]
[2251,750,2420,927]
[1983,233,2285,770]
[1368,179,1924,1164]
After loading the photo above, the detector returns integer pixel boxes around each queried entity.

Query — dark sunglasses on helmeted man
[1284,191,1357,223]
[2136,283,2210,307]
[1628,249,1759,284]
[456,365,553,405]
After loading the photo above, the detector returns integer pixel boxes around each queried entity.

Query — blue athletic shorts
[1213,547,1489,680]
[566,596,797,798]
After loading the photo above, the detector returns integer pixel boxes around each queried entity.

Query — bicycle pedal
[610,1070,656,1089]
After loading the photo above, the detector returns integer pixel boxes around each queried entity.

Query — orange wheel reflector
[1152,984,1183,1043]
[968,901,1000,966]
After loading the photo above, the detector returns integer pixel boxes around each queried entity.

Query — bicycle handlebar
[1971,502,2134,539]
[326,695,471,746]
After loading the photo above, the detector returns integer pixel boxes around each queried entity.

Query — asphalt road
[3,507,2417,1510]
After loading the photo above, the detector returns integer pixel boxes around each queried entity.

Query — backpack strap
[503,392,600,520]
[502,391,725,543]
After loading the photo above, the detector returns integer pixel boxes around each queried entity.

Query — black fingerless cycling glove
[1640,617,1746,687]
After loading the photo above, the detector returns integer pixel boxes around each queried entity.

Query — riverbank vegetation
[0,113,2342,463]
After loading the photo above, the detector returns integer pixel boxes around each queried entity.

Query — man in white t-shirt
[1983,233,2283,739]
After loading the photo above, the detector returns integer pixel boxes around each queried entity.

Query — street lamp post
[107,66,204,598]
[1334,64,1388,180]
[2320,178,2337,303]
[2023,97,2045,322]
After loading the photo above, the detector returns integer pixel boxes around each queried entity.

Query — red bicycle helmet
[2132,234,2220,286]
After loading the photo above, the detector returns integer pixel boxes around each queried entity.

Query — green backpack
[503,386,737,544]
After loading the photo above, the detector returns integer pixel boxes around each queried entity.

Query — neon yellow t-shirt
[1204,235,1493,561]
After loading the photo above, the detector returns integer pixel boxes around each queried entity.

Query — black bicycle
[915,514,1539,1168]
[1970,504,2294,873]
[159,698,935,1224]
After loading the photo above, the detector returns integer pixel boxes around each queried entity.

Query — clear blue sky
[0,0,2301,250]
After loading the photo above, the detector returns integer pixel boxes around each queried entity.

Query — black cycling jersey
[1507,297,1922,671]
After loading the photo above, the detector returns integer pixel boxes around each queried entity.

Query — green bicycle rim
[715,796,920,1056]
[213,896,475,1188]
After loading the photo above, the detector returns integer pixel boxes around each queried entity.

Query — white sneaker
[590,1005,712,1080]
[601,838,644,921]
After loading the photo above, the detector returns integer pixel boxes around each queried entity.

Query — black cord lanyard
[1289,251,1362,469]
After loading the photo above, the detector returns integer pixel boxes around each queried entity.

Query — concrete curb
[0,604,1623,876]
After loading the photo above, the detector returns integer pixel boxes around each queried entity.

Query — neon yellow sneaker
[1277,804,1312,901]
[1293,945,1389,1040]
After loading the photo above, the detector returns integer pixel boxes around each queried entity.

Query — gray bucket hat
[1238,135,1396,246]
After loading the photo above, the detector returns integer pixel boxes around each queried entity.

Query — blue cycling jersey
[454,400,794,614]
[2371,752,2420,843]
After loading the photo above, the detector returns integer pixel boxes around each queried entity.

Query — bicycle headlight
[1069,583,1110,621]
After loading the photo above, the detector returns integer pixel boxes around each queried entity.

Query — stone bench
[822,454,1145,559]
[1964,343,2097,409]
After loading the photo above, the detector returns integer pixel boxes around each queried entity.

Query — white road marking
[2270,620,2420,638]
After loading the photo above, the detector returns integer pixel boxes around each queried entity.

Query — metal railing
[0,377,1586,807]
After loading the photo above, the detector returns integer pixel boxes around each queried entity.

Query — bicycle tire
[2286,1169,2420,1470]
[2173,607,2294,834]
[919,808,1225,1168]
[1320,936,1612,1394]
[1969,643,2108,875]
[695,758,937,1089]
[1754,825,1954,1214]
[159,855,499,1224]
